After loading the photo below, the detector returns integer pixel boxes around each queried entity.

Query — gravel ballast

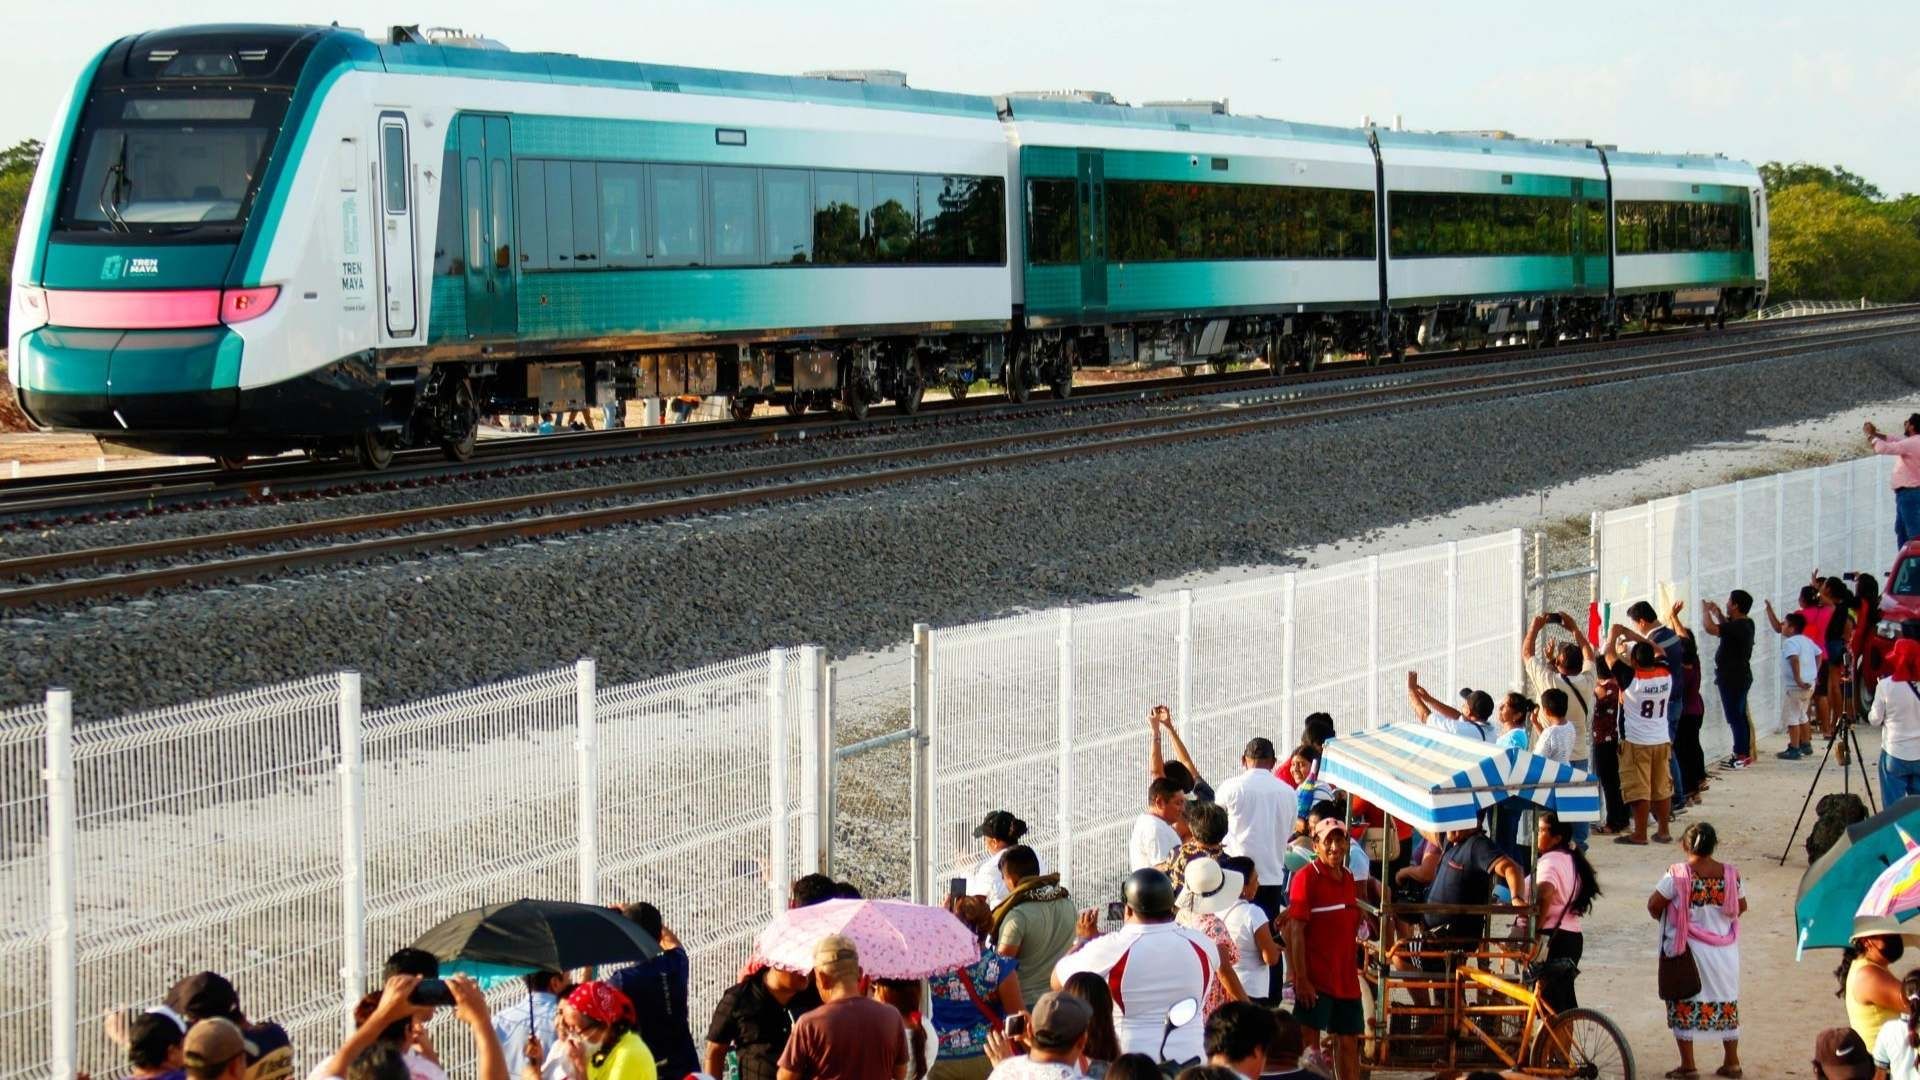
[8,334,1920,719]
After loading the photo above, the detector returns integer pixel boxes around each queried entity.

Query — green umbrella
[1797,796,1920,956]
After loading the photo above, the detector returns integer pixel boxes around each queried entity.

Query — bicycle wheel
[1527,1006,1635,1079]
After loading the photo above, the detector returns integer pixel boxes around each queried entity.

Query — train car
[1001,97,1384,376]
[1604,150,1767,325]
[7,24,1012,467]
[1377,131,1611,349]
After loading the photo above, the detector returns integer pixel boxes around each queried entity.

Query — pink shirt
[1533,849,1582,934]
[1874,433,1920,489]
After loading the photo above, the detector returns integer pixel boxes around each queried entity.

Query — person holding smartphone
[313,975,506,1080]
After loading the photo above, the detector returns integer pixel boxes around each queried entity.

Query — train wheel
[438,380,478,463]
[898,366,926,415]
[1049,371,1073,400]
[729,397,756,422]
[214,454,248,472]
[842,385,870,421]
[948,378,970,402]
[1006,356,1032,403]
[785,395,809,417]
[1527,1007,1633,1079]
[355,429,395,471]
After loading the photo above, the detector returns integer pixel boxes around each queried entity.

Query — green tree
[1759,161,1883,200]
[1767,182,1920,303]
[1,138,45,343]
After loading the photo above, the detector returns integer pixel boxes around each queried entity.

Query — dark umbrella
[411,897,662,976]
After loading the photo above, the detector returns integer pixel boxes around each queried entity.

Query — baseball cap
[1029,991,1092,1051]
[1312,818,1349,843]
[166,972,239,1022]
[972,810,1024,843]
[1813,1026,1874,1079]
[812,933,861,980]
[183,1017,253,1072]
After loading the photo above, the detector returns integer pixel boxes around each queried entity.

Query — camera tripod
[1779,663,1880,866]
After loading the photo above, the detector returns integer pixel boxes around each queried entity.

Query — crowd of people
[90,556,1920,1080]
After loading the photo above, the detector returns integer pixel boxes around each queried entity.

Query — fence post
[1644,503,1657,605]
[820,658,837,877]
[1845,466,1858,571]
[1530,530,1543,622]
[1733,481,1746,595]
[799,646,824,876]
[1812,472,1824,575]
[575,658,598,906]
[1688,490,1703,617]
[1056,609,1077,888]
[1280,574,1297,749]
[910,625,932,904]
[337,672,366,1035]
[1175,589,1195,738]
[1366,555,1381,729]
[1774,478,1787,609]
[768,649,790,912]
[1445,541,1460,696]
[1588,511,1603,612]
[46,687,75,1080]
[1511,531,1526,688]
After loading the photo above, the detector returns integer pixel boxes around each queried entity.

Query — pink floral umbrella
[753,898,979,979]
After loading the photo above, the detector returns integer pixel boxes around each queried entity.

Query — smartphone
[949,877,968,899]
[1105,901,1124,923]
[1006,1014,1028,1038]
[408,979,455,1007]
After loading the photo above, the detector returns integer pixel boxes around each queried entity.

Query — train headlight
[219,286,280,325]
[10,285,48,335]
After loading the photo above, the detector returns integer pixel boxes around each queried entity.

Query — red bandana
[566,981,637,1026]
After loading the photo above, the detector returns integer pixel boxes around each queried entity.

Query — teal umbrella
[1797,796,1920,956]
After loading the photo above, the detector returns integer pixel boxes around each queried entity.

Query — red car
[1867,541,1920,679]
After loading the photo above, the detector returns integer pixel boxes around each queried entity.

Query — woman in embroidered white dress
[1647,822,1747,1080]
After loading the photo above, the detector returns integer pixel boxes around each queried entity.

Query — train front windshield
[58,90,288,236]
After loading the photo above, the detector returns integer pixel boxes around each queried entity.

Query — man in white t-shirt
[1606,627,1674,846]
[1052,869,1214,1064]
[1406,672,1494,741]
[1130,778,1186,872]
[1214,738,1294,920]
[1778,611,1822,762]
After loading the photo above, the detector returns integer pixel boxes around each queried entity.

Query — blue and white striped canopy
[1318,723,1602,834]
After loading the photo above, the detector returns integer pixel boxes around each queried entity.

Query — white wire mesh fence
[920,531,1526,905]
[1595,455,1898,761]
[12,653,818,1080]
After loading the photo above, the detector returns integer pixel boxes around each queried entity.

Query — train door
[457,114,517,338]
[376,112,417,337]
[1568,177,1586,292]
[1076,150,1106,317]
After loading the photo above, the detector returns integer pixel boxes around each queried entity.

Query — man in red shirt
[1284,818,1362,1080]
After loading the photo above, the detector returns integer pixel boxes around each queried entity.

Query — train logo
[97,255,124,281]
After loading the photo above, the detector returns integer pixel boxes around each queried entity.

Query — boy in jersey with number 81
[1605,624,1676,846]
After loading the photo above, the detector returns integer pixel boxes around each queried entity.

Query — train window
[650,164,704,266]
[598,163,645,268]
[1027,179,1078,265]
[465,158,485,272]
[868,173,917,262]
[381,125,408,213]
[762,169,811,264]
[707,166,760,265]
[433,146,464,276]
[544,161,574,266]
[489,159,510,270]
[570,162,600,266]
[813,170,861,265]
[919,175,1006,265]
[516,160,549,270]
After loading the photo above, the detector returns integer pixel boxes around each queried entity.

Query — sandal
[1614,835,1650,845]
[1653,834,1676,844]
[1716,1068,1743,1079]
[1665,1070,1699,1080]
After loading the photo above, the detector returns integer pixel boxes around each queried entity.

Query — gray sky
[4,1,1914,195]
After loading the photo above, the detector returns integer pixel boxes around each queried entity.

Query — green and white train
[7,24,1767,467]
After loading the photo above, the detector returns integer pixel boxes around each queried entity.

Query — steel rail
[3,321,1913,610]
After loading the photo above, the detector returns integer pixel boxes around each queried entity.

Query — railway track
[5,317,1916,611]
[4,303,1915,524]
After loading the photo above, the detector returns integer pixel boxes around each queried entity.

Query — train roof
[1373,128,1606,164]
[997,95,1370,147]
[121,24,1003,120]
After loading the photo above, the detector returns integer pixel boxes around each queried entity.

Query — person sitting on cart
[1404,814,1528,1014]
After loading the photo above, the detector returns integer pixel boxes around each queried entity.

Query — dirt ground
[1545,725,1880,1078]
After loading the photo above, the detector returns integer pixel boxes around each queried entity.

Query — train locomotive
[6,24,1768,468]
